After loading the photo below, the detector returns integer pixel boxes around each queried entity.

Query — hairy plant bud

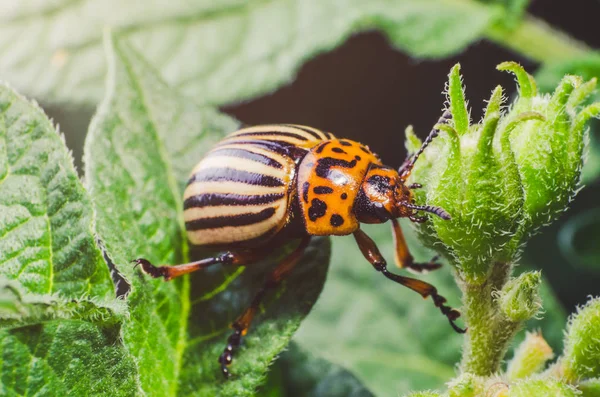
[563,297,600,381]
[497,271,542,322]
[406,62,600,283]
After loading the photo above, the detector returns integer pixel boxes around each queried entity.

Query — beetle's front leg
[391,218,442,273]
[132,249,268,281]
[353,228,466,333]
[219,236,311,378]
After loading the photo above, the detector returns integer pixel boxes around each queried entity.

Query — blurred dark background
[49,0,600,312]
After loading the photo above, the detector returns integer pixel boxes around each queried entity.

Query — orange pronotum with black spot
[133,114,464,379]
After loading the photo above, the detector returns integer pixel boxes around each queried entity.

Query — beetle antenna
[403,203,451,220]
[399,110,452,180]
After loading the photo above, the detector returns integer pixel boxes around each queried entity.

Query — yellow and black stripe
[183,124,333,246]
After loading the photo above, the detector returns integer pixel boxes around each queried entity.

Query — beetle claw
[131,258,169,279]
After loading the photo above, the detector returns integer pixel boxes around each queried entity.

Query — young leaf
[0,82,113,299]
[85,32,330,396]
[0,0,498,107]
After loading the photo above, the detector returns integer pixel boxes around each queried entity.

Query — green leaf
[294,222,462,397]
[0,83,136,396]
[0,82,113,299]
[478,0,529,28]
[0,0,498,107]
[0,321,139,397]
[0,278,126,329]
[262,341,374,397]
[85,32,330,396]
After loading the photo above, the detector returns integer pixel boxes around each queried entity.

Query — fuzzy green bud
[563,297,600,381]
[508,378,581,397]
[407,63,599,283]
[507,331,554,380]
[497,272,542,322]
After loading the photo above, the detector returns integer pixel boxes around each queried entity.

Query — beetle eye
[372,202,391,221]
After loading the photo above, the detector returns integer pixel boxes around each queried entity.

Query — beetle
[133,110,464,378]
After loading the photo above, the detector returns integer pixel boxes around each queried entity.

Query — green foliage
[0,0,500,107]
[1,321,139,397]
[0,278,126,329]
[0,82,113,298]
[0,81,137,396]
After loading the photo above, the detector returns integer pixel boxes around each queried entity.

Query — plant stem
[460,281,499,375]
[485,15,591,64]
[459,262,516,375]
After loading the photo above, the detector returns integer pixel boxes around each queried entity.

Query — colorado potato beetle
[133,110,464,378]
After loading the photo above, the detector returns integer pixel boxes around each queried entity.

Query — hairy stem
[460,281,500,375]
[485,15,591,63]
[459,262,517,375]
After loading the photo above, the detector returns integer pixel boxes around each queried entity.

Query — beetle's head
[354,164,450,224]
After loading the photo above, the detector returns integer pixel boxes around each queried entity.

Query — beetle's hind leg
[219,236,311,378]
[354,228,465,333]
[391,219,442,273]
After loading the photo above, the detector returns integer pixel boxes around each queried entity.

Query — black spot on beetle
[330,214,344,227]
[308,199,328,222]
[302,181,310,203]
[315,157,358,178]
[314,186,334,194]
[315,141,330,153]
[331,147,347,154]
[360,145,370,154]
[355,155,361,161]
[339,140,353,146]
[340,193,348,200]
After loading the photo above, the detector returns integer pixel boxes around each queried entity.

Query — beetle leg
[391,218,442,273]
[354,228,465,333]
[219,236,311,378]
[399,110,452,180]
[132,249,266,281]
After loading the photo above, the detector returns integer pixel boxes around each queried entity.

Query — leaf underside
[0,0,497,107]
